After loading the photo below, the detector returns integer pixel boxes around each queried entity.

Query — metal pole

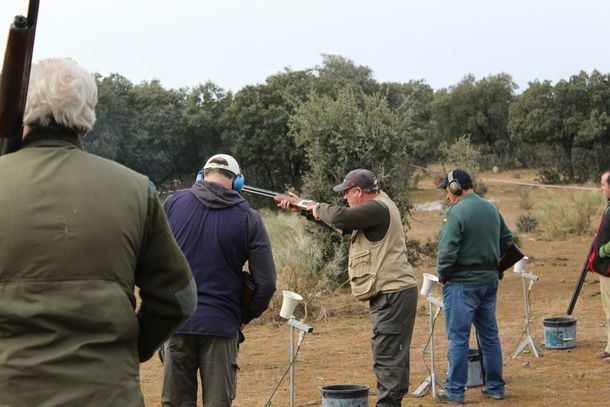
[290,324,295,407]
[522,275,530,334]
[412,296,444,398]
[430,296,437,398]
[511,270,541,359]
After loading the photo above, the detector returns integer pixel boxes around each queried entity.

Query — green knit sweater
[437,192,514,283]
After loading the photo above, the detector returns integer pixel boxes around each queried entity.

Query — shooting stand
[413,295,444,398]
[511,257,542,359]
[287,317,313,407]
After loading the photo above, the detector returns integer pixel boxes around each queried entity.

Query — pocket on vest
[349,250,376,300]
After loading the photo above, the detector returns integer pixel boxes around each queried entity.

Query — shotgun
[566,240,595,315]
[0,0,40,156]
[241,185,343,235]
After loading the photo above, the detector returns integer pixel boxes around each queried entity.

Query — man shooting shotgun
[0,0,39,155]
[276,169,419,407]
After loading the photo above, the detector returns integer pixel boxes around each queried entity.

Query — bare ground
[140,170,610,406]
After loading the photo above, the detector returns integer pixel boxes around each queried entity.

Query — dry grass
[260,210,345,321]
[537,190,604,238]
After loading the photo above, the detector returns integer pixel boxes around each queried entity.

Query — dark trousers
[162,334,239,407]
[369,286,418,407]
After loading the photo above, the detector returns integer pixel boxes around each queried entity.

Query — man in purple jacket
[161,154,277,406]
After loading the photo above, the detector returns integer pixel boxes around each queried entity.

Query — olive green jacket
[0,131,196,406]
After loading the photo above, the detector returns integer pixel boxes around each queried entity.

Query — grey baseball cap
[333,169,380,192]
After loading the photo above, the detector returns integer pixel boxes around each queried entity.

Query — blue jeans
[442,281,505,402]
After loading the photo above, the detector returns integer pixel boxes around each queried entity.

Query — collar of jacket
[22,128,83,150]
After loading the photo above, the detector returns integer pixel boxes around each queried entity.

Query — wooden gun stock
[0,0,39,155]
[566,240,595,315]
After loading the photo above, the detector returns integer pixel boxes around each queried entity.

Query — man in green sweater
[435,169,513,404]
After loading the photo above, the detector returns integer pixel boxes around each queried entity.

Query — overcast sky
[2,0,609,93]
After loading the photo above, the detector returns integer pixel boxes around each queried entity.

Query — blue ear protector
[232,173,245,191]
[195,170,244,191]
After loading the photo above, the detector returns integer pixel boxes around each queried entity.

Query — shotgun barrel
[0,0,40,155]
[566,240,595,315]
[241,184,343,235]
[241,185,277,199]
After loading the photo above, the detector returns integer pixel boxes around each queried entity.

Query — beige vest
[347,191,417,301]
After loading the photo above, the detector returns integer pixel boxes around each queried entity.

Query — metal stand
[288,317,313,407]
[511,258,542,359]
[413,295,444,397]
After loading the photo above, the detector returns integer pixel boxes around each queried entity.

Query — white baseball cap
[203,154,241,176]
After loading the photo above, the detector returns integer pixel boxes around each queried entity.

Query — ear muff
[232,173,244,191]
[195,169,244,191]
[447,170,463,196]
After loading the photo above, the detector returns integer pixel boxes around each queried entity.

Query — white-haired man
[0,58,197,406]
[162,154,277,406]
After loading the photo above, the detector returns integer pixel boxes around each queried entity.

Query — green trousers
[369,286,418,407]
[161,334,239,407]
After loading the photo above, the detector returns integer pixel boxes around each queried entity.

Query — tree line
[85,54,610,202]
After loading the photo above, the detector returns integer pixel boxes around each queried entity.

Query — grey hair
[24,58,97,133]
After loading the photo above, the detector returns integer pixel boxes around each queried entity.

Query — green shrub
[261,210,345,321]
[406,232,439,266]
[516,212,538,233]
[537,190,604,238]
[516,186,534,210]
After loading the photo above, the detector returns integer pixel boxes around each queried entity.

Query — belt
[452,264,497,272]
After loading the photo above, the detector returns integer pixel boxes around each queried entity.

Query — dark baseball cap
[333,169,380,192]
[436,169,473,189]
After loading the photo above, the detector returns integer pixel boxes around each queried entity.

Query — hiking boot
[594,351,610,359]
[481,389,505,400]
[435,391,464,404]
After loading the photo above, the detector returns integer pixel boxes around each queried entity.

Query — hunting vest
[347,191,417,301]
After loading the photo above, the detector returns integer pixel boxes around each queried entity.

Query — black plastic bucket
[320,385,369,407]
[543,317,577,349]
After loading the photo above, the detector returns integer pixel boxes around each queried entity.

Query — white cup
[279,290,303,319]
[513,256,530,274]
[420,273,440,297]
